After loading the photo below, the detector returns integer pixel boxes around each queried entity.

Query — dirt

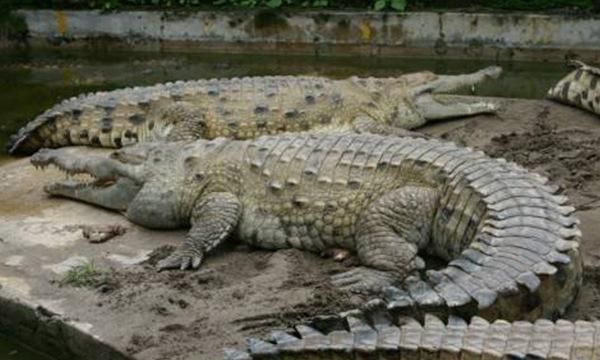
[485,118,600,210]
[93,245,365,359]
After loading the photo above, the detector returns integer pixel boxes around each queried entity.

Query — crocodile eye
[194,173,205,182]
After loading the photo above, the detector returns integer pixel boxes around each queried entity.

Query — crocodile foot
[157,246,204,271]
[330,267,396,294]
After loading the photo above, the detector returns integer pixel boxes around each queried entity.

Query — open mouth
[34,163,118,190]
[31,149,119,191]
[30,148,142,211]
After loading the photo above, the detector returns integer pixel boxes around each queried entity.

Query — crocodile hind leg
[331,186,438,293]
[416,94,499,121]
[157,192,241,271]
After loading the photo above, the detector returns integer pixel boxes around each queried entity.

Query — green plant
[59,261,110,288]
[374,0,406,11]
[0,11,28,42]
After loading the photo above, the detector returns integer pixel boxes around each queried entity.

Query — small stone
[4,255,24,267]
[232,289,245,300]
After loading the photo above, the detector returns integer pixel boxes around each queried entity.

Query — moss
[254,10,289,30]
[0,12,29,42]
[337,18,351,28]
[313,12,331,24]
[414,0,593,11]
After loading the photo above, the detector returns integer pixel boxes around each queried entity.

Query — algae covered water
[0,49,569,164]
[0,334,55,360]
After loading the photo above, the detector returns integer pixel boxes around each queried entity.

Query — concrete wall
[8,9,600,61]
[0,289,130,360]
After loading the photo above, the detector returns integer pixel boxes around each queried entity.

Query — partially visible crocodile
[31,132,583,359]
[547,60,600,116]
[10,66,502,155]
[226,311,600,359]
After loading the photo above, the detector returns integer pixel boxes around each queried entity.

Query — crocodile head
[30,142,203,229]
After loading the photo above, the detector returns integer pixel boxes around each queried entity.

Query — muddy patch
[485,118,600,210]
[89,246,364,359]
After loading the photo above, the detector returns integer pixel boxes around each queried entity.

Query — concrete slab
[0,98,599,359]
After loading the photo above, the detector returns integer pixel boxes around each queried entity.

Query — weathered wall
[7,9,600,61]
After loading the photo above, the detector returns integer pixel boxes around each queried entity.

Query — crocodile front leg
[157,192,242,271]
[331,186,438,293]
[157,101,207,142]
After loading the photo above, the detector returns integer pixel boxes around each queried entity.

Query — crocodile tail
[232,309,599,359]
[424,143,582,321]
[7,93,145,155]
[547,61,600,115]
[230,138,585,359]
[323,140,584,323]
[6,82,186,155]
[350,138,580,322]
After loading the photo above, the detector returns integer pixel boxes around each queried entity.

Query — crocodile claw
[157,247,204,271]
[330,267,396,294]
[321,248,351,262]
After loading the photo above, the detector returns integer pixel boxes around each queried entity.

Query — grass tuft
[59,261,110,288]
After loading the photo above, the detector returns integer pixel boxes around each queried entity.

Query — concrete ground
[0,97,599,359]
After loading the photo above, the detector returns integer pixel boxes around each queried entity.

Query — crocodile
[9,66,502,155]
[547,60,600,117]
[30,132,584,359]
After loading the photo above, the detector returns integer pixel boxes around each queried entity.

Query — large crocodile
[31,133,586,359]
[10,66,502,155]
[547,60,600,117]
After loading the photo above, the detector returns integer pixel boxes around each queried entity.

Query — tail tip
[5,132,36,156]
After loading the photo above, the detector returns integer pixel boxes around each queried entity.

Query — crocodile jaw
[31,148,142,211]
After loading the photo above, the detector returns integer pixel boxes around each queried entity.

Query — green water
[0,49,570,163]
[0,334,55,360]
[0,50,573,358]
